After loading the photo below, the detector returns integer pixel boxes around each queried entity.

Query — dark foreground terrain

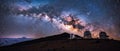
[0,33,120,51]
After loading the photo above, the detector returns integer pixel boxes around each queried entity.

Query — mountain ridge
[0,33,120,51]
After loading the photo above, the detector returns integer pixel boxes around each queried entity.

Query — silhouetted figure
[84,31,92,39]
[99,32,109,39]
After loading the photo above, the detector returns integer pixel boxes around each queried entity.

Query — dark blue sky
[0,0,120,40]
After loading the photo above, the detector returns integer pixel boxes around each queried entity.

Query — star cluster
[0,0,120,40]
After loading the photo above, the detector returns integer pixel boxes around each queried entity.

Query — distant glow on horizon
[0,0,120,40]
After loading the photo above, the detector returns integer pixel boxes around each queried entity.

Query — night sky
[0,0,120,40]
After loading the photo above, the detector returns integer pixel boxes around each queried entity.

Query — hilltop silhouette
[0,33,120,51]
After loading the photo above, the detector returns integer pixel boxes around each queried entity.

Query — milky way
[0,0,120,40]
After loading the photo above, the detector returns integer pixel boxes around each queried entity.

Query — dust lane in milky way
[0,0,120,40]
